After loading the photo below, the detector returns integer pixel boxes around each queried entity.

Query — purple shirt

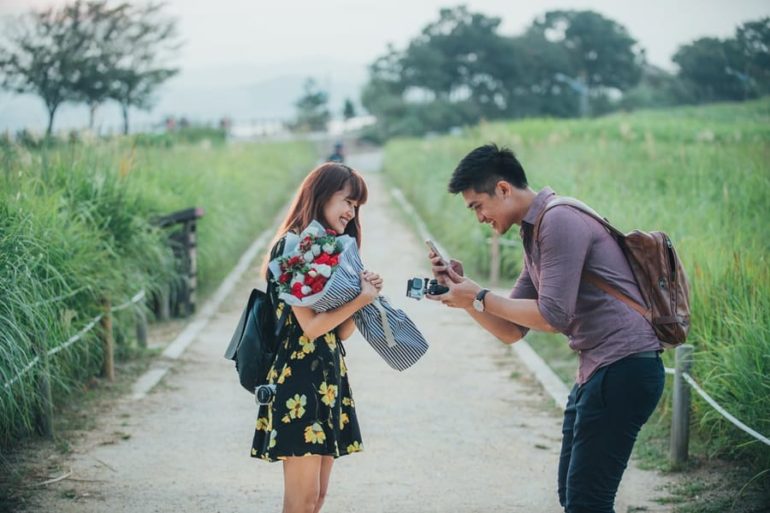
[510,187,662,384]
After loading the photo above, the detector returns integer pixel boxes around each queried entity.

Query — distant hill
[0,57,368,134]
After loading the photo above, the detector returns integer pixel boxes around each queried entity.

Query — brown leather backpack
[534,197,691,348]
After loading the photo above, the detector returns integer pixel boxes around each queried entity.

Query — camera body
[406,277,449,300]
[255,384,277,405]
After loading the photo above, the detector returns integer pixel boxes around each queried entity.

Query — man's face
[462,184,520,234]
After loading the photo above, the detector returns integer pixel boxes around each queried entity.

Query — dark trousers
[558,354,665,513]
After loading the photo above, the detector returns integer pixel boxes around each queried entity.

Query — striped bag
[268,221,429,370]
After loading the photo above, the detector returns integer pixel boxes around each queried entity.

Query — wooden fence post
[490,232,500,286]
[101,298,115,381]
[33,336,54,438]
[670,344,693,467]
[135,308,148,349]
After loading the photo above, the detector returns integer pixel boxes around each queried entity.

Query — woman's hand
[359,271,380,303]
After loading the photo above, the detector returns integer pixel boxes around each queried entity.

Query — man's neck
[513,187,538,226]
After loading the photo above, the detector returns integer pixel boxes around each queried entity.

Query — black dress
[251,237,363,462]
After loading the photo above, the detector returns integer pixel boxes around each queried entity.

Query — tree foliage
[0,0,180,136]
[294,78,330,132]
[361,7,644,140]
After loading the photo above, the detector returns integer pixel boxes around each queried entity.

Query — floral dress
[251,237,363,462]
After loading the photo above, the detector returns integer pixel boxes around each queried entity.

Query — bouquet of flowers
[268,220,429,371]
[274,227,343,300]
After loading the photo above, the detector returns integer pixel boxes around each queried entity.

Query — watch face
[473,299,483,312]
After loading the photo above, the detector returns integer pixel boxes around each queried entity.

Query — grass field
[0,136,317,445]
[382,99,770,501]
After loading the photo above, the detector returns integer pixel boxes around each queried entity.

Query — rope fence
[2,290,146,392]
[665,345,770,463]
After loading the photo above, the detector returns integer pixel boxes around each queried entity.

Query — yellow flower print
[269,429,278,448]
[346,441,363,453]
[324,332,337,350]
[266,367,279,383]
[342,397,353,407]
[319,383,338,407]
[304,422,327,444]
[339,412,349,429]
[275,302,284,319]
[256,417,270,431]
[299,335,316,355]
[290,350,306,360]
[251,448,257,456]
[277,365,292,384]
[285,394,307,420]
[340,356,347,377]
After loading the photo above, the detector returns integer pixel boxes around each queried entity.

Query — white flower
[316,264,332,278]
[303,225,320,238]
[322,243,336,254]
[303,250,314,262]
[308,269,318,278]
[301,285,312,295]
[290,273,305,287]
[311,244,321,256]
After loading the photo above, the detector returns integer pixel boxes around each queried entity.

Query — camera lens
[255,384,276,405]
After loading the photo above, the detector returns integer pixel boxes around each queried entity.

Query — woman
[253,162,383,513]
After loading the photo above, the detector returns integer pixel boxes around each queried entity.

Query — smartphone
[425,239,447,264]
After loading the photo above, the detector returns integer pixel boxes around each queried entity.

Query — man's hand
[426,265,480,308]
[428,251,464,285]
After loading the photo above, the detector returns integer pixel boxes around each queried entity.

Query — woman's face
[322,182,359,234]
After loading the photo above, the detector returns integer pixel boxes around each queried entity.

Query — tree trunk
[46,105,57,137]
[122,103,130,135]
[89,103,98,130]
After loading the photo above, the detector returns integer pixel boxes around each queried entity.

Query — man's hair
[448,143,528,195]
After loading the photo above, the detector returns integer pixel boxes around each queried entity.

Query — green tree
[106,2,180,135]
[527,10,644,116]
[673,37,748,102]
[0,4,86,136]
[294,78,330,132]
[66,1,131,130]
[343,98,356,120]
[735,17,770,95]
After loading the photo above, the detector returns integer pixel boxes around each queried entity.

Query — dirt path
[30,152,671,513]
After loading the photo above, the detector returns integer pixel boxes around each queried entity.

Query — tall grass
[382,98,770,472]
[0,137,316,445]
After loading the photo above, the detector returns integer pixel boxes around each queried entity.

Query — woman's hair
[261,162,368,278]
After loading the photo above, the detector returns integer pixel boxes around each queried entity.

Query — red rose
[311,280,324,294]
[279,273,291,284]
[315,253,330,265]
[291,282,304,298]
[328,255,339,266]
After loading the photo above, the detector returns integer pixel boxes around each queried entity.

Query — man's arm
[463,306,525,344]
[535,207,592,332]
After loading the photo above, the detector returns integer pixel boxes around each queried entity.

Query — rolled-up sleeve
[509,263,538,337]
[536,207,592,333]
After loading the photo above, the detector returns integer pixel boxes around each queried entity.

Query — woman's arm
[291,272,378,340]
[336,317,356,341]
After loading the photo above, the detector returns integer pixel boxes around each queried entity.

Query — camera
[255,384,277,405]
[406,277,449,300]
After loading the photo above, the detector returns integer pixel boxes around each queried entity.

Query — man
[428,143,665,513]
[328,141,345,163]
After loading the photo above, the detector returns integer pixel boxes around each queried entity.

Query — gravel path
[30,151,671,513]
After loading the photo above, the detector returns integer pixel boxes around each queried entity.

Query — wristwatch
[473,289,490,312]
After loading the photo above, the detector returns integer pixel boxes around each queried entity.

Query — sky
[0,0,768,132]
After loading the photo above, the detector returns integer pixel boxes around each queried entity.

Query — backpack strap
[532,196,652,319]
[268,236,290,339]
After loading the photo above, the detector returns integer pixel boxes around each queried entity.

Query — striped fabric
[268,221,429,371]
[352,296,429,371]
